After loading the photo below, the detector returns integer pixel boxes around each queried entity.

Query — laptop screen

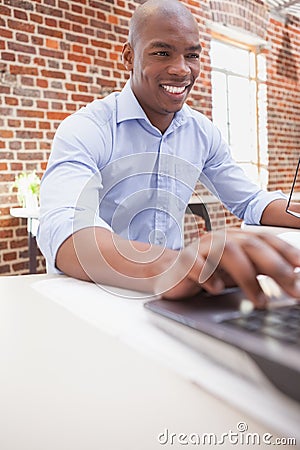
[286,157,300,218]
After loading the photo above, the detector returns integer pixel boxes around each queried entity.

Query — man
[37,0,300,307]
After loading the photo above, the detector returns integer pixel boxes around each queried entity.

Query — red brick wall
[0,0,299,275]
[267,14,300,191]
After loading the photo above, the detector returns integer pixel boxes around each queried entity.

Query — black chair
[186,202,212,232]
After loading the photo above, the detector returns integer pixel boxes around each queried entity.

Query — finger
[242,234,300,299]
[189,231,266,306]
[162,278,202,300]
[258,232,300,268]
[211,239,268,308]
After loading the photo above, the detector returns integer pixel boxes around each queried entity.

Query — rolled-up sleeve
[37,111,113,274]
[242,189,287,224]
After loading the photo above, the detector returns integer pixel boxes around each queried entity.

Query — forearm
[56,227,182,293]
[260,199,300,228]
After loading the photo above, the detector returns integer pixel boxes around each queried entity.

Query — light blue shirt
[37,80,285,273]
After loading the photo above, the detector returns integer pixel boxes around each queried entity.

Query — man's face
[123,13,201,132]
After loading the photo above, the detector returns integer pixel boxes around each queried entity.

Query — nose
[167,55,191,77]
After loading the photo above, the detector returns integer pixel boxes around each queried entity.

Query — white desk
[10,207,40,274]
[0,274,299,450]
[241,222,300,236]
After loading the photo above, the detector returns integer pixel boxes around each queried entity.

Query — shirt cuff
[243,190,288,225]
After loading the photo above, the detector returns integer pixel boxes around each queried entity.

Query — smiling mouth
[161,84,188,95]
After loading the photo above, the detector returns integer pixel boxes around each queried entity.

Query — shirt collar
[116,79,190,131]
[116,80,148,123]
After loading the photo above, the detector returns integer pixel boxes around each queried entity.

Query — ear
[122,42,134,71]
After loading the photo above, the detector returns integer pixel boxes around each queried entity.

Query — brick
[30,13,43,24]
[77,64,87,73]
[0,130,13,138]
[10,65,39,75]
[46,38,59,49]
[40,69,66,79]
[23,120,36,128]
[17,54,31,64]
[17,152,44,160]
[13,87,40,97]
[72,4,83,14]
[36,100,49,109]
[71,94,94,103]
[6,1,33,10]
[24,141,37,150]
[39,48,64,59]
[14,9,27,20]
[17,109,44,118]
[32,36,43,46]
[16,32,29,43]
[38,121,51,130]
[0,162,8,170]
[59,0,70,10]
[5,97,19,106]
[108,14,118,24]
[0,264,11,274]
[9,142,22,150]
[3,251,17,261]
[7,42,36,54]
[0,229,13,239]
[16,131,43,139]
[0,5,11,16]
[70,73,93,83]
[46,111,70,120]
[92,40,112,49]
[67,52,91,64]
[37,26,63,39]
[0,241,8,250]
[44,91,68,100]
[90,1,110,12]
[8,119,21,127]
[36,4,63,18]
[12,262,28,272]
[65,33,88,44]
[20,99,33,108]
[10,163,24,171]
[7,19,35,33]
[65,12,88,25]
[0,27,13,38]
[1,52,16,61]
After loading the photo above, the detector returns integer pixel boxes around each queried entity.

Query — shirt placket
[154,137,170,246]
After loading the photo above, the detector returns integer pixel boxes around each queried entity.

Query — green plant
[12,171,41,208]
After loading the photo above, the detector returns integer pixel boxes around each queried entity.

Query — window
[210,37,268,188]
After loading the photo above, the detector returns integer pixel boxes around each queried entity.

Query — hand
[162,229,300,308]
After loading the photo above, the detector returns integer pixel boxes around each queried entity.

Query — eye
[187,53,200,59]
[151,51,169,57]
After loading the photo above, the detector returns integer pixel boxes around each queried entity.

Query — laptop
[145,169,300,403]
[286,157,300,218]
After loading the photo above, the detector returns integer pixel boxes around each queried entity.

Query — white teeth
[162,85,186,94]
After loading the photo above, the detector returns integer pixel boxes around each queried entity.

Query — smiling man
[122,1,201,132]
[37,0,300,307]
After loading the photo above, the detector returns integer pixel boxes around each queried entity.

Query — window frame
[210,31,268,188]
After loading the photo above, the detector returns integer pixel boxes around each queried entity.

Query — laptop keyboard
[223,303,300,345]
